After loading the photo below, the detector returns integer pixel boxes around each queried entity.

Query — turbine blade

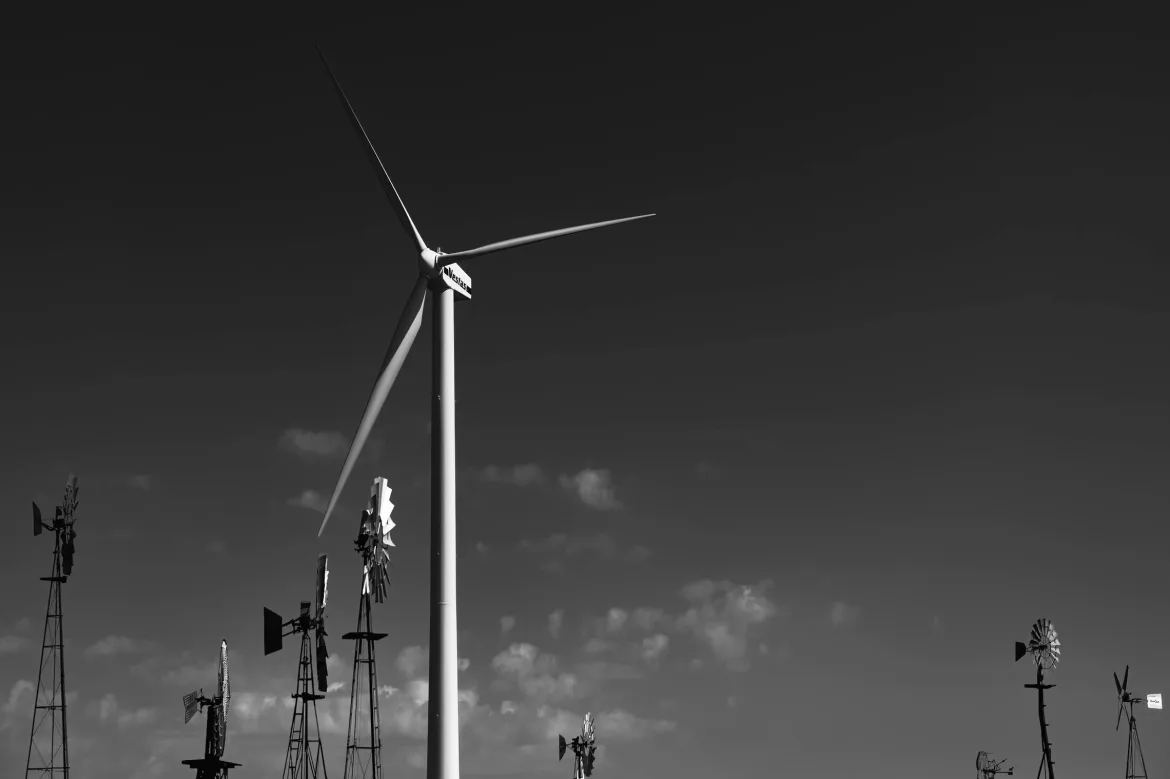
[318,276,428,536]
[316,46,427,254]
[1123,665,1129,692]
[437,214,655,265]
[1115,671,1122,696]
[1116,702,1123,730]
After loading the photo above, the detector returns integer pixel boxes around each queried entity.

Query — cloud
[478,464,545,486]
[278,428,349,459]
[676,579,778,671]
[475,542,490,555]
[127,474,152,490]
[594,708,677,741]
[641,634,670,662]
[517,533,648,565]
[0,636,29,654]
[397,645,428,679]
[829,601,860,628]
[558,469,622,510]
[932,614,945,632]
[85,635,150,658]
[500,616,516,635]
[548,610,564,640]
[1,680,35,726]
[287,490,328,513]
[491,643,580,703]
[86,693,157,728]
[606,608,628,633]
[15,617,30,633]
[130,651,218,688]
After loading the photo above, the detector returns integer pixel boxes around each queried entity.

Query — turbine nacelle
[419,248,473,299]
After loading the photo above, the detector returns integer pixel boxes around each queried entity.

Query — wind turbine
[313,47,654,779]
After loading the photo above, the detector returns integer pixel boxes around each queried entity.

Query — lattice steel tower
[264,554,333,779]
[342,477,396,779]
[25,475,80,779]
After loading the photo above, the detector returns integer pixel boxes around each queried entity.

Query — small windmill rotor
[180,639,241,777]
[582,712,597,776]
[976,750,1013,779]
[315,553,330,691]
[181,640,232,757]
[357,478,395,603]
[1017,618,1060,669]
[1115,665,1134,731]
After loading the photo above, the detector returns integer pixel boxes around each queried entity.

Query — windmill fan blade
[316,46,427,254]
[32,502,42,536]
[1115,671,1123,695]
[183,690,200,724]
[1117,702,1123,731]
[318,275,428,537]
[316,553,329,616]
[316,632,329,692]
[1123,665,1129,692]
[559,735,567,760]
[437,214,656,264]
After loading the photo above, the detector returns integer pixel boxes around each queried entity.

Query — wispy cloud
[931,614,944,632]
[558,469,622,510]
[500,616,516,635]
[676,579,779,671]
[517,533,648,565]
[478,464,545,487]
[127,474,152,490]
[287,490,328,513]
[0,636,29,655]
[490,643,580,703]
[86,693,157,729]
[85,635,151,658]
[829,601,860,628]
[548,610,564,640]
[594,708,677,741]
[278,428,349,460]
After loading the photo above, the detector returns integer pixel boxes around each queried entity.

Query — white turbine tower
[313,47,653,779]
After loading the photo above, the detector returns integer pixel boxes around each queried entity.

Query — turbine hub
[419,247,440,274]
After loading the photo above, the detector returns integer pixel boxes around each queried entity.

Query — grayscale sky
[1,8,1168,779]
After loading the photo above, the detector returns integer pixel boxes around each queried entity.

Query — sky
[2,7,1169,779]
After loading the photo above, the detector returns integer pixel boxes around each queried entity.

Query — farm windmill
[312,47,653,779]
[341,477,396,779]
[558,712,598,778]
[265,554,332,779]
[181,640,240,779]
[976,751,1013,779]
[1015,618,1061,779]
[25,473,80,779]
[1113,665,1161,779]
